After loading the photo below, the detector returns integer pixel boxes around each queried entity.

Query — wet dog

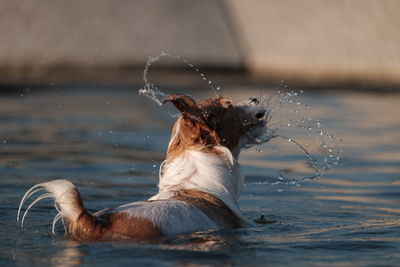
[18,94,270,241]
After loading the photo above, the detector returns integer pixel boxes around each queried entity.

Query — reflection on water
[314,195,399,205]
[51,241,83,267]
[0,86,399,266]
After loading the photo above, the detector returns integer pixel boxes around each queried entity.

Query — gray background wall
[1,0,399,87]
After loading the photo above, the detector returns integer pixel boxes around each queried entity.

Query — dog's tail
[17,179,164,241]
[17,179,89,236]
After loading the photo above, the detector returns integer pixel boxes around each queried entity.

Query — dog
[17,94,271,241]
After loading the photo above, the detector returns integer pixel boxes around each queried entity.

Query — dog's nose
[255,110,266,119]
[249,98,259,104]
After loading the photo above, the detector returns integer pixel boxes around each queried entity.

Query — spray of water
[138,52,221,105]
[271,134,320,180]
[138,52,168,105]
[138,54,341,186]
[245,87,341,186]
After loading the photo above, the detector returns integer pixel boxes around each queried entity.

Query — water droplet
[153,164,157,168]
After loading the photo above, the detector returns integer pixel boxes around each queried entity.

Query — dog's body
[18,95,270,241]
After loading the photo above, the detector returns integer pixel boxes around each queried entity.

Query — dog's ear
[163,94,205,123]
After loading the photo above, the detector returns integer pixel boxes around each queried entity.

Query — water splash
[271,134,320,180]
[138,53,168,105]
[138,52,221,105]
[247,88,342,186]
[138,54,340,186]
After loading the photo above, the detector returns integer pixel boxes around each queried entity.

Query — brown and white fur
[17,94,270,241]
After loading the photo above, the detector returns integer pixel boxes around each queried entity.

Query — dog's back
[18,94,270,241]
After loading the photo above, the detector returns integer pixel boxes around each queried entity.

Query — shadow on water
[0,84,399,266]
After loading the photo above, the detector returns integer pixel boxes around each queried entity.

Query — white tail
[17,179,85,234]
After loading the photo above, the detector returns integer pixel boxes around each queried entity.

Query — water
[1,85,400,266]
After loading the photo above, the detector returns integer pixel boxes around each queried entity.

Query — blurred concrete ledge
[0,0,241,85]
[1,0,400,89]
[230,0,400,88]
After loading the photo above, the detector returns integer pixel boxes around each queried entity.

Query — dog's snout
[249,98,259,104]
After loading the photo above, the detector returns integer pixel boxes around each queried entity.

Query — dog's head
[164,94,270,160]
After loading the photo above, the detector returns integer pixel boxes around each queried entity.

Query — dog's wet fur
[18,94,270,241]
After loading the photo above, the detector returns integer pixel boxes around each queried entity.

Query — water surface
[0,86,399,266]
